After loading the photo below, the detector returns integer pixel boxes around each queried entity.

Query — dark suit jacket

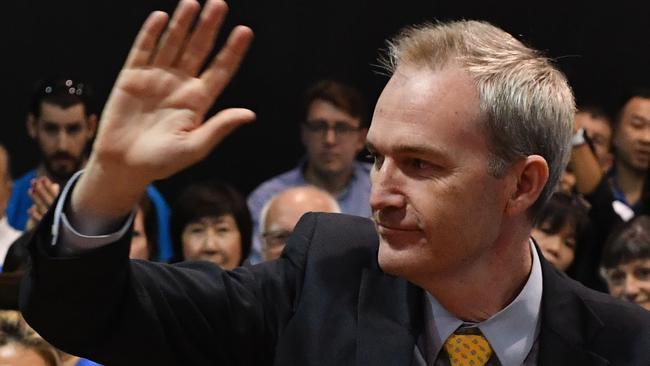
[20,211,650,365]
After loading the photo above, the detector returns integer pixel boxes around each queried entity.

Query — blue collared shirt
[247,160,372,264]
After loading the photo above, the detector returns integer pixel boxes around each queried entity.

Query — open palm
[67,0,254,227]
[94,0,254,182]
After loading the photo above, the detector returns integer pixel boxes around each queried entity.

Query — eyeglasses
[303,119,361,138]
[262,230,293,248]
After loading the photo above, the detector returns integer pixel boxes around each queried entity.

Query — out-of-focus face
[0,343,50,366]
[603,259,650,311]
[129,208,149,260]
[181,214,242,270]
[575,112,612,171]
[532,222,576,271]
[367,65,512,285]
[301,99,366,179]
[613,97,650,174]
[28,102,96,181]
[261,189,338,261]
[262,205,303,262]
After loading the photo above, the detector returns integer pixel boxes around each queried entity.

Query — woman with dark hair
[600,215,650,310]
[170,180,252,269]
[531,192,590,272]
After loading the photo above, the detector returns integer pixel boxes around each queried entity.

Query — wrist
[70,159,147,229]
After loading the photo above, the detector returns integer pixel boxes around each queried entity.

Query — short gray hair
[381,20,575,218]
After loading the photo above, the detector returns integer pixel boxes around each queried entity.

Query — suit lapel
[356,268,423,366]
[537,250,609,366]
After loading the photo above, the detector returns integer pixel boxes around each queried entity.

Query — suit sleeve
[19,199,320,366]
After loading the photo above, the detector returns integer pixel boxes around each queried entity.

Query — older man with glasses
[259,185,340,261]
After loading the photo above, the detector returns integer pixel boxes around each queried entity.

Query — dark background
[2,0,649,202]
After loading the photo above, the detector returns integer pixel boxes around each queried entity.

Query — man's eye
[333,123,358,135]
[411,159,427,169]
[408,158,434,173]
[630,119,645,129]
[304,120,328,133]
[43,124,59,134]
[367,152,383,169]
[66,125,83,135]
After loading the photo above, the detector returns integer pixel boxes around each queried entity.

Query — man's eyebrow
[391,143,447,157]
[366,141,450,162]
[630,114,650,124]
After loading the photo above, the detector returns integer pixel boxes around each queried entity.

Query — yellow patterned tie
[443,332,493,366]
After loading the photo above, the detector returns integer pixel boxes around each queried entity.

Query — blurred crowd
[1,75,649,364]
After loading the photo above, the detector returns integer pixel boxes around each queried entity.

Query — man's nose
[369,160,406,210]
[56,130,72,150]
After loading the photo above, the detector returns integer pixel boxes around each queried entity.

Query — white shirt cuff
[51,170,135,253]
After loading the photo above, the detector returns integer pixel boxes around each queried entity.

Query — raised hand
[96,0,254,182]
[70,0,254,232]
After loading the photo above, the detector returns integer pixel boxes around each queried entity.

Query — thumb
[188,107,256,159]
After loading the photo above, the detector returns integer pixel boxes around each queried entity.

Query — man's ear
[87,113,99,138]
[505,155,549,216]
[26,113,38,139]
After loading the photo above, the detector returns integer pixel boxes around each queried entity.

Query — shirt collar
[426,239,543,366]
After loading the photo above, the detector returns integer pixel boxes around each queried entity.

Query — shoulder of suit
[288,212,379,268]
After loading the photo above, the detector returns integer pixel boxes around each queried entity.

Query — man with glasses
[247,80,371,263]
[259,186,340,261]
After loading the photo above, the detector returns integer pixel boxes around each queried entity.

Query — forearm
[570,144,603,195]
